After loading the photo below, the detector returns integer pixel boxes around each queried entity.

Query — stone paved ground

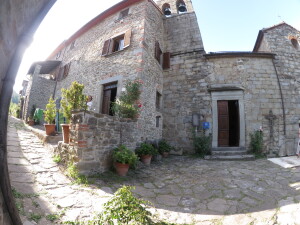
[7,117,300,224]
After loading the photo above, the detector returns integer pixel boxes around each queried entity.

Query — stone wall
[51,1,147,103]
[161,10,206,154]
[62,111,142,175]
[256,24,300,155]
[23,72,56,121]
[205,54,286,155]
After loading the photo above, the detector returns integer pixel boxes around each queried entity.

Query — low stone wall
[58,111,142,175]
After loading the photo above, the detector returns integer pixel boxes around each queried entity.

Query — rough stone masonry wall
[162,11,206,154]
[24,73,56,121]
[67,111,141,175]
[134,1,165,141]
[257,25,300,155]
[52,1,147,106]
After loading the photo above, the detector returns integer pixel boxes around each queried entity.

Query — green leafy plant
[112,79,143,119]
[135,142,158,156]
[67,162,89,185]
[53,154,62,163]
[113,145,139,166]
[61,81,87,121]
[46,213,60,222]
[193,131,212,157]
[44,97,56,124]
[249,130,263,156]
[158,140,172,154]
[97,185,153,224]
[29,213,42,223]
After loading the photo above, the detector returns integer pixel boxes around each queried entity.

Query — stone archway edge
[0,1,56,224]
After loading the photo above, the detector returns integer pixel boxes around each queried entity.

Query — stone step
[212,147,246,152]
[211,150,248,156]
[205,154,255,161]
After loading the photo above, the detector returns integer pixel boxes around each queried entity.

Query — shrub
[61,81,87,121]
[97,186,153,224]
[113,145,139,166]
[158,140,172,154]
[249,130,263,155]
[193,131,212,157]
[44,97,56,124]
[112,79,143,119]
[135,142,158,156]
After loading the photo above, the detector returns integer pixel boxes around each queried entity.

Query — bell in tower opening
[177,0,187,13]
[162,3,172,17]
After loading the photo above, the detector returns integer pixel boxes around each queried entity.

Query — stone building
[23,0,300,173]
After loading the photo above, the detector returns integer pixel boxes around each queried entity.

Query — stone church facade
[22,0,300,172]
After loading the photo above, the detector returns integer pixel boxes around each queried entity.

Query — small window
[56,51,61,59]
[291,38,299,50]
[102,29,132,56]
[156,116,161,128]
[119,8,129,20]
[70,41,76,50]
[112,35,125,52]
[155,41,162,64]
[63,63,71,79]
[156,91,162,110]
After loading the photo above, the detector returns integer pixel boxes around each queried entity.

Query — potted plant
[27,104,36,126]
[44,97,56,136]
[158,139,172,158]
[113,145,138,176]
[135,142,158,165]
[60,81,87,143]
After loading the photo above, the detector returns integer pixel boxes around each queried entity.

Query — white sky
[14,0,300,92]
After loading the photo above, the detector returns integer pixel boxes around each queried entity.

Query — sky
[13,0,300,92]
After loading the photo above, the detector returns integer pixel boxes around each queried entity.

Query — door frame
[96,75,123,113]
[211,90,245,149]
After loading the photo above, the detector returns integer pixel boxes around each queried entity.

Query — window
[156,91,162,110]
[154,41,170,69]
[56,51,61,59]
[291,38,299,50]
[118,8,129,20]
[70,41,76,50]
[155,41,162,64]
[156,116,161,128]
[112,35,125,52]
[102,29,132,56]
[63,63,71,79]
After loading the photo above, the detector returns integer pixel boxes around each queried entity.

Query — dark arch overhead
[176,0,187,13]
[162,3,171,16]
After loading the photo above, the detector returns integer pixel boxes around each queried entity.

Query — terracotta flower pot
[140,154,152,165]
[44,124,56,136]
[114,162,130,176]
[61,124,70,143]
[28,120,34,126]
[162,152,169,158]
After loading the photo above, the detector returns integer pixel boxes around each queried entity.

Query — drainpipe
[272,57,286,135]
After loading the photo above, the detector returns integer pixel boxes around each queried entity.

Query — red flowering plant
[112,79,143,119]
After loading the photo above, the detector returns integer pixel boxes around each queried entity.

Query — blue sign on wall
[202,122,210,130]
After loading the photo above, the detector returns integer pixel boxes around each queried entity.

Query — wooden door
[102,89,111,114]
[218,100,229,147]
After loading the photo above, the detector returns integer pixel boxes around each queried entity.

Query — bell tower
[156,0,194,16]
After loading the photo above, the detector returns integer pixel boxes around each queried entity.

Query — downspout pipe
[272,57,286,135]
[0,1,56,224]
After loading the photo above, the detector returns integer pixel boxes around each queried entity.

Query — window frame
[101,29,132,56]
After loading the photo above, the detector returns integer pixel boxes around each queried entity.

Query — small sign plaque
[202,122,210,130]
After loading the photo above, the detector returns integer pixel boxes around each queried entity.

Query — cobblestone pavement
[7,117,300,224]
